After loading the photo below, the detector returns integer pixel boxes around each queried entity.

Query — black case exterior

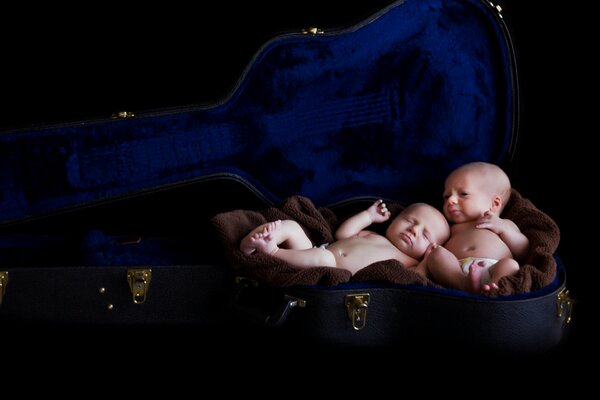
[232,265,570,354]
[0,265,228,325]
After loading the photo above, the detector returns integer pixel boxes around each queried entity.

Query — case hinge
[302,27,324,35]
[0,271,8,305]
[111,111,135,119]
[487,1,503,18]
[345,293,369,331]
[557,288,575,324]
[127,268,152,304]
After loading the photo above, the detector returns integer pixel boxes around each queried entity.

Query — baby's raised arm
[335,199,390,240]
[476,211,530,259]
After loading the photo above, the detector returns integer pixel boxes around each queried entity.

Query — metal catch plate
[127,269,152,304]
[345,293,370,331]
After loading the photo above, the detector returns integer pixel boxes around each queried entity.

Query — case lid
[0,0,517,225]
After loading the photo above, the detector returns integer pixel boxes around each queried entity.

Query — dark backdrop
[0,0,593,366]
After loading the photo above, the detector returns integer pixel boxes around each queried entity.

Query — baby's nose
[409,224,420,234]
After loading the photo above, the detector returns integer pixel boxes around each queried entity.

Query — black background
[0,0,594,378]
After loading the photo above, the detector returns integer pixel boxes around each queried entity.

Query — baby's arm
[335,199,390,239]
[476,211,529,259]
[411,242,437,276]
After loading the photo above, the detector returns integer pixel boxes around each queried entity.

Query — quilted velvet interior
[0,0,513,225]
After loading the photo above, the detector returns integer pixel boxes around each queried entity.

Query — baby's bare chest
[329,235,398,257]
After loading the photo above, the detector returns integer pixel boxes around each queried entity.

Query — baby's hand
[475,210,505,234]
[424,242,439,257]
[367,199,391,223]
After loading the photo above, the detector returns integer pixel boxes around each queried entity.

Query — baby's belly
[327,239,398,275]
[445,229,511,260]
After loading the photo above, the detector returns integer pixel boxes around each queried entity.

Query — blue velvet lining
[0,0,513,225]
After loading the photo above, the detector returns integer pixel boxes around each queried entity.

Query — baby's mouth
[400,233,412,246]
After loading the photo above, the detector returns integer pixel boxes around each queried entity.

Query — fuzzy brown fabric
[210,196,351,286]
[210,190,559,295]
[493,189,560,295]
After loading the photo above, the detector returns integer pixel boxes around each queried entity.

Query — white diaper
[459,257,497,284]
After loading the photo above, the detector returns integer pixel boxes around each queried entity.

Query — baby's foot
[466,264,483,294]
[240,220,282,255]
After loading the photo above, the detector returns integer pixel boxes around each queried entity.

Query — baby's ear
[490,194,502,212]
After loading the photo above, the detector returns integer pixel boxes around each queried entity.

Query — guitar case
[0,0,571,354]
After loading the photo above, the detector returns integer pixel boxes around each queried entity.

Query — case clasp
[127,269,152,304]
[557,288,575,324]
[345,293,369,331]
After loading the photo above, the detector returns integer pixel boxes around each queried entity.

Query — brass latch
[557,288,575,324]
[302,27,324,35]
[127,269,152,304]
[345,293,370,331]
[0,271,8,305]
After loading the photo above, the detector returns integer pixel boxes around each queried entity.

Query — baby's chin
[446,209,481,223]
[446,215,467,224]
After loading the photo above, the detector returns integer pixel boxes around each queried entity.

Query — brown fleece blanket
[210,190,559,295]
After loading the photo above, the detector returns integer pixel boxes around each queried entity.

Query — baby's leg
[427,246,468,291]
[271,247,337,269]
[240,220,312,255]
[482,258,520,292]
[465,263,485,294]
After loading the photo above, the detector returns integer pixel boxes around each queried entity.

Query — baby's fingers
[376,200,389,215]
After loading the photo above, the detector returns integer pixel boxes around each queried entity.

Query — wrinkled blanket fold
[210,190,559,295]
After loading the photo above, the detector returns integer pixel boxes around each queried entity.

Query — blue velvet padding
[0,0,514,224]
